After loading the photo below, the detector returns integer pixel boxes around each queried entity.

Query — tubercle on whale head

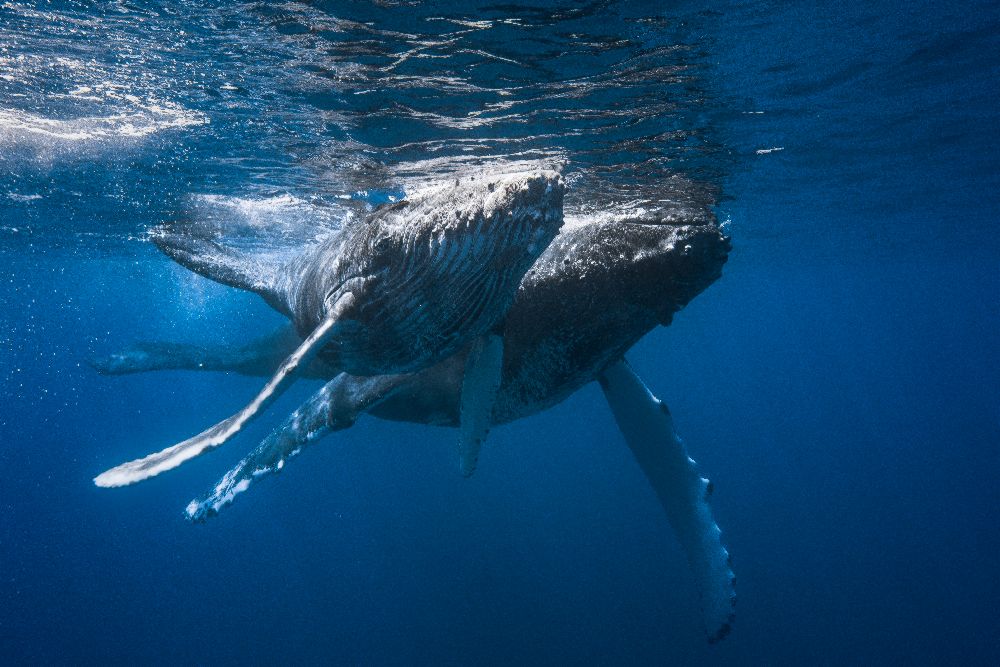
[508,170,564,222]
[648,224,731,325]
[546,215,729,328]
[490,170,565,256]
[377,169,565,244]
[506,170,565,215]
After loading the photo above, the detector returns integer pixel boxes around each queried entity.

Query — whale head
[494,207,730,407]
[367,205,731,426]
[616,215,731,325]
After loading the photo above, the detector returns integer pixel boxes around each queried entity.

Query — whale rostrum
[94,171,565,487]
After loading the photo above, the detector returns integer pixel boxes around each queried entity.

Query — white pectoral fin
[186,373,409,522]
[94,294,356,488]
[457,333,504,477]
[599,360,736,643]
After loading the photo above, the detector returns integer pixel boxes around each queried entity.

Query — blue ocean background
[2,1,998,664]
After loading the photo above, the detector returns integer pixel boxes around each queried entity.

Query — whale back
[496,215,730,418]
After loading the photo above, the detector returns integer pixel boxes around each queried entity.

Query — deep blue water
[2,1,999,664]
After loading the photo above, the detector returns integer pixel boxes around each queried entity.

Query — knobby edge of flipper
[599,359,736,643]
[186,373,410,522]
[457,333,504,477]
[93,294,356,488]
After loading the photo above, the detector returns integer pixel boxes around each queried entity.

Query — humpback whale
[92,202,736,642]
[94,171,564,487]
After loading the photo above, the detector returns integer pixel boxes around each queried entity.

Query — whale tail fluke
[87,341,206,376]
[151,226,291,315]
[86,326,337,379]
[151,194,351,314]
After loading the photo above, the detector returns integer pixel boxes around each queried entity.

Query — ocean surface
[2,1,998,664]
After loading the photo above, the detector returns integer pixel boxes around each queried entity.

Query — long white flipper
[94,294,356,488]
[599,360,736,643]
[457,334,504,477]
[186,373,408,521]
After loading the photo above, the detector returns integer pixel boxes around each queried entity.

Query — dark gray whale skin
[366,217,730,427]
[278,214,735,643]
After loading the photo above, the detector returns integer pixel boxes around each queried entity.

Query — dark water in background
[2,1,999,664]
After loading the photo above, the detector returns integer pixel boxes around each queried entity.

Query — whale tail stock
[93,293,356,488]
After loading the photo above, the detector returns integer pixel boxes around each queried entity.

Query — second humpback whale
[94,171,564,487]
[92,198,736,642]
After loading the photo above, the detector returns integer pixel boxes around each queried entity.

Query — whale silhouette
[91,196,736,642]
